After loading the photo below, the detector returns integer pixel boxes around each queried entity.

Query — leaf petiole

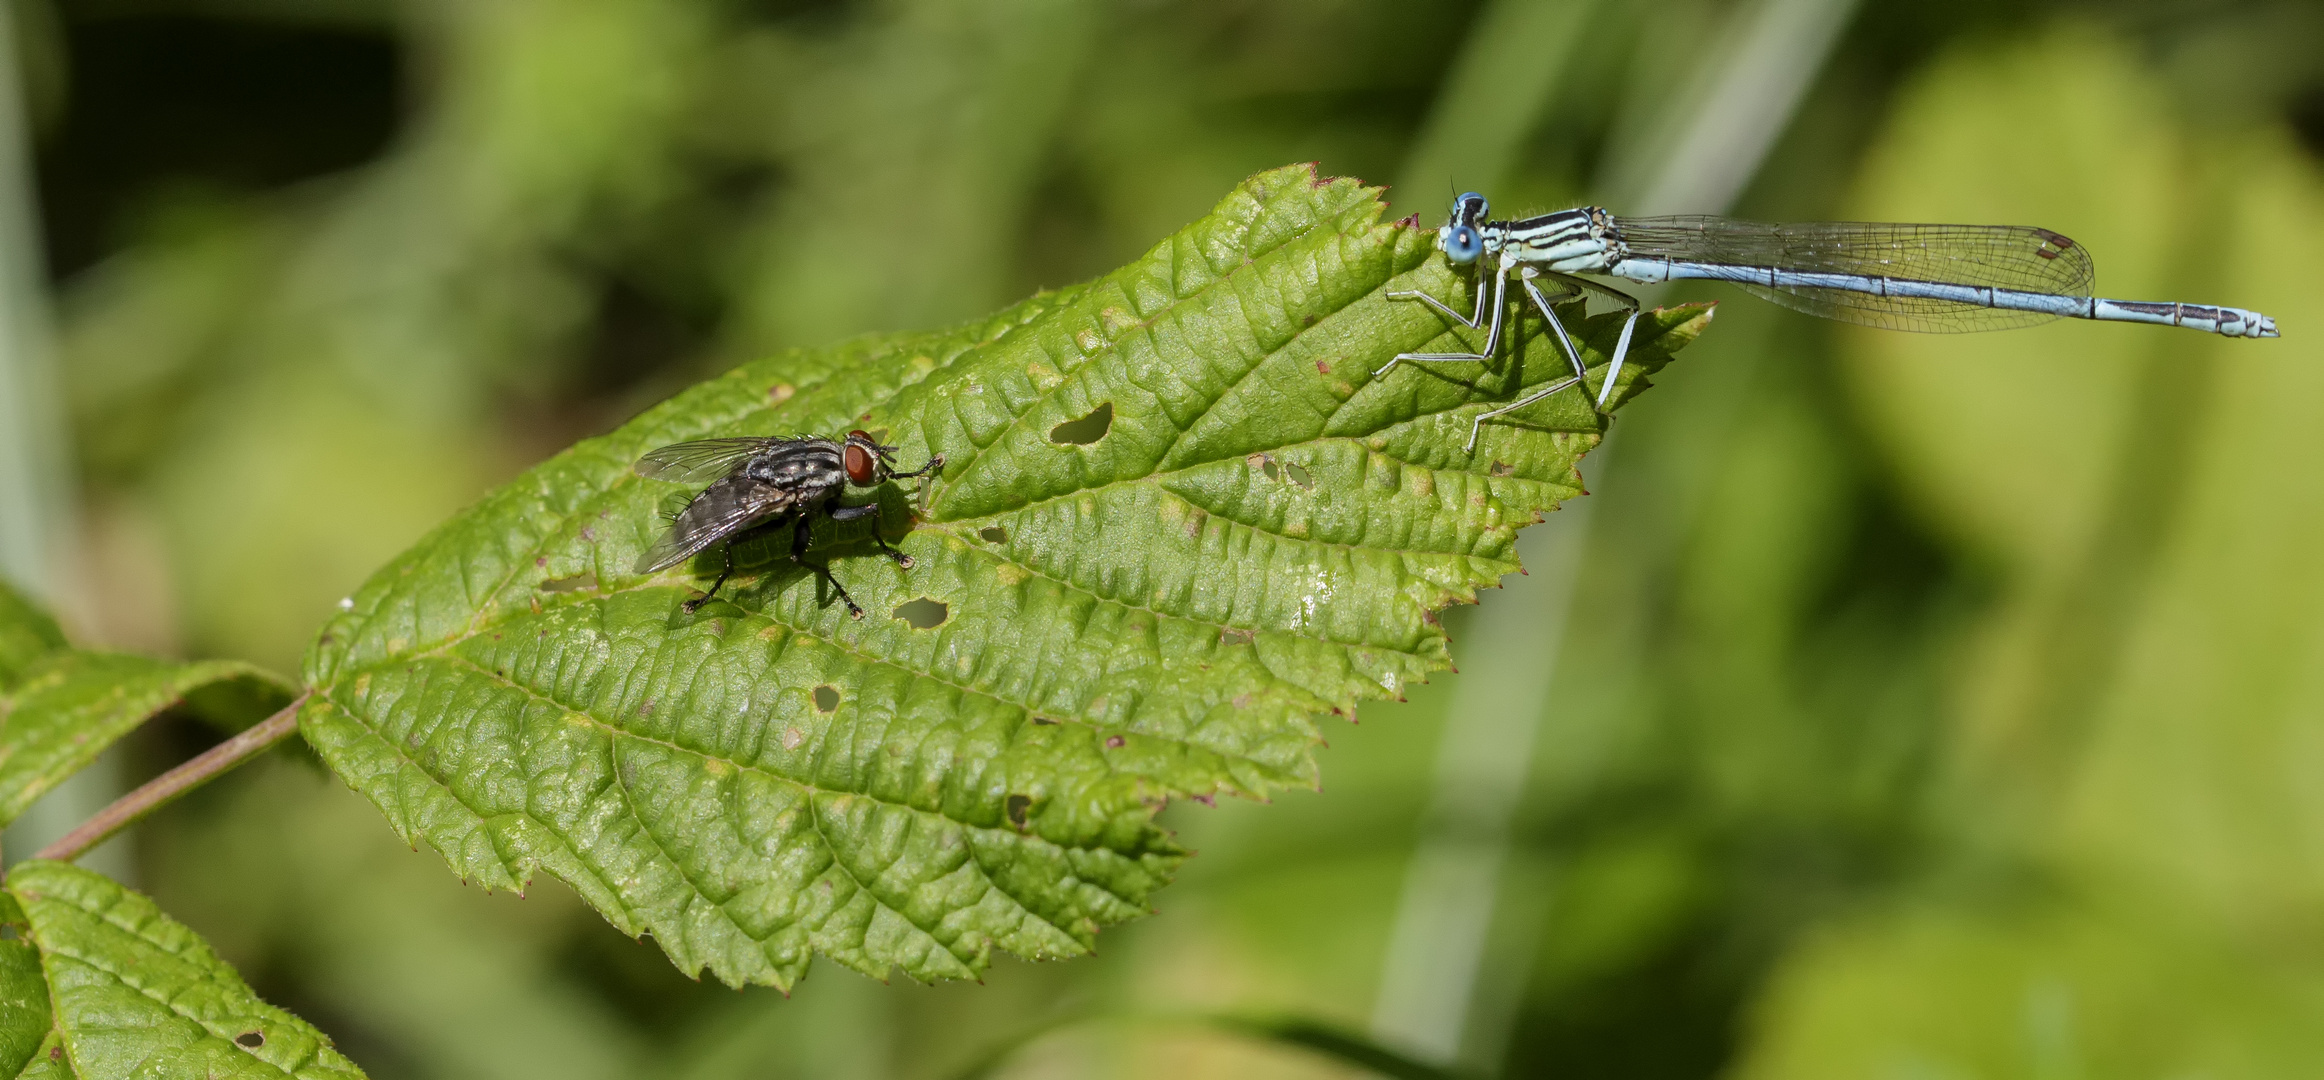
[32,692,310,865]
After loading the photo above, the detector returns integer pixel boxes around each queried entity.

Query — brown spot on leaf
[1005,794,1032,829]
[1106,735,1126,749]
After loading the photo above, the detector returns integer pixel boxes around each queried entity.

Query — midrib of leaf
[302,164,1711,987]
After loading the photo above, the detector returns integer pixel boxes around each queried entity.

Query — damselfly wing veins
[632,430,942,617]
[1384,192,2280,452]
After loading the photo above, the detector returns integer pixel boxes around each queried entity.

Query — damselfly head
[1453,192,1489,226]
[1443,224,1484,264]
[1439,192,1490,264]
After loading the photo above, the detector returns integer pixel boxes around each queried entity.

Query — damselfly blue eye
[1444,225,1483,263]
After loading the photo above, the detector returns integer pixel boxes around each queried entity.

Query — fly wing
[633,477,801,573]
[1616,217,2098,333]
[633,437,795,483]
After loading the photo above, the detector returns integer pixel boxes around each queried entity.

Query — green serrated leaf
[301,164,1713,988]
[0,583,68,691]
[5,860,365,1079]
[0,654,298,828]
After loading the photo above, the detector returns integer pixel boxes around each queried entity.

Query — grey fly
[632,430,942,617]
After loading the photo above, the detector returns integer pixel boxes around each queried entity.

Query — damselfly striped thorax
[1382,192,2280,452]
[633,430,942,617]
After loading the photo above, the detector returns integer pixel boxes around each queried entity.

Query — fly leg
[889,454,943,481]
[794,511,865,619]
[682,519,786,613]
[829,501,912,570]
[887,453,944,516]
[682,546,736,614]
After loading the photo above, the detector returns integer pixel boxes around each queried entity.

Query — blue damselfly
[1383,193,2279,451]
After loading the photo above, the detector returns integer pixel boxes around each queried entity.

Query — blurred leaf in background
[17,0,2324,1078]
[1736,21,2324,1079]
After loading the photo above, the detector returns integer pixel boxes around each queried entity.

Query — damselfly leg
[1379,252,1514,377]
[1457,269,1591,453]
[1519,271,1645,408]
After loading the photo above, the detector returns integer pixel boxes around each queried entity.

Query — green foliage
[1730,24,2324,1078]
[298,164,1708,988]
[0,581,296,827]
[0,861,366,1079]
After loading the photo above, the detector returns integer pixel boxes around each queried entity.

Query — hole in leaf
[1048,402,1112,445]
[1284,462,1313,487]
[978,526,1007,544]
[235,1031,265,1049]
[892,598,948,629]
[538,573,597,593]
[1262,459,1280,482]
[812,686,840,713]
[1005,793,1032,829]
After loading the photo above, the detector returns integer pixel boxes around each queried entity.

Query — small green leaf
[0,582,68,690]
[4,860,366,1079]
[302,164,1712,987]
[0,585,299,828]
[0,653,298,828]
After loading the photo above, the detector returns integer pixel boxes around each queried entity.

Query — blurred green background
[1,0,2321,1076]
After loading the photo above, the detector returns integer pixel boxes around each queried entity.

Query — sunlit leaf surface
[3,861,366,1079]
[301,164,1711,988]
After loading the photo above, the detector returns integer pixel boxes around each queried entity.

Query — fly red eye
[843,442,875,484]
